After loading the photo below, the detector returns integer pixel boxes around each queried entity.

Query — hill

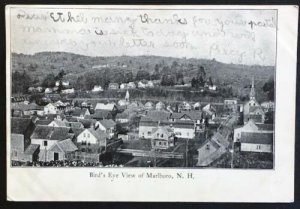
[11,52,275,101]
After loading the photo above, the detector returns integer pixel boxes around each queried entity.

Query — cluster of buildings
[11,77,275,167]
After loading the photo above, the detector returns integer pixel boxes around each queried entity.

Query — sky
[9,7,277,66]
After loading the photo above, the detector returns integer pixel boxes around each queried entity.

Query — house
[147,110,171,121]
[72,108,90,119]
[144,101,154,110]
[11,117,37,162]
[202,104,217,122]
[127,82,136,89]
[96,119,116,138]
[30,125,72,161]
[120,83,128,89]
[234,120,273,142]
[261,101,275,111]
[95,103,118,113]
[193,102,201,110]
[92,110,112,120]
[208,85,217,91]
[138,80,147,88]
[172,121,195,139]
[76,128,109,153]
[151,126,175,149]
[44,88,53,94]
[56,80,70,87]
[155,101,165,110]
[116,111,130,123]
[48,120,67,127]
[240,132,273,153]
[196,132,229,166]
[146,81,154,88]
[118,99,130,107]
[47,139,78,161]
[61,88,75,94]
[170,111,202,125]
[108,83,119,90]
[178,101,192,112]
[92,85,103,92]
[224,98,239,112]
[11,102,44,116]
[44,103,58,115]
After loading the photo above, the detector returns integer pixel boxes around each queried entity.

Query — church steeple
[250,77,256,100]
[125,90,130,102]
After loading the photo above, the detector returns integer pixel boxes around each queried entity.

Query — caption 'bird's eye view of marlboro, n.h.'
[8,7,276,169]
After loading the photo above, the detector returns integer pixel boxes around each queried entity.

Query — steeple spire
[125,90,130,102]
[250,77,256,100]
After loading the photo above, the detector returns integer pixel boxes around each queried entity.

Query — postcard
[6,5,298,202]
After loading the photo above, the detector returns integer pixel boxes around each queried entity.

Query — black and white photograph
[5,4,298,202]
[8,7,277,169]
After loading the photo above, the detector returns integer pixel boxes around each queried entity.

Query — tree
[197,65,206,79]
[42,73,56,88]
[56,69,66,80]
[12,71,32,94]
[161,74,175,86]
[136,70,150,81]
[124,72,134,83]
[208,76,213,86]
[264,110,274,124]
[263,78,274,101]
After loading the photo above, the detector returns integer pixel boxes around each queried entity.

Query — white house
[30,125,71,161]
[151,126,174,149]
[156,101,165,110]
[76,128,108,147]
[44,88,53,94]
[95,103,117,112]
[96,119,116,138]
[44,103,58,114]
[240,132,273,153]
[47,139,78,161]
[61,88,75,94]
[92,85,103,92]
[234,120,273,142]
[208,85,217,91]
[127,82,136,89]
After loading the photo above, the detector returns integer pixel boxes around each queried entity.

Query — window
[147,131,151,135]
[157,133,159,137]
[13,150,18,157]
[164,142,167,146]
[161,134,164,138]
[206,144,210,150]
[159,142,162,145]
[81,141,86,145]
[83,133,86,137]
[187,132,189,136]
[43,141,48,146]
[257,145,261,150]
[87,134,90,138]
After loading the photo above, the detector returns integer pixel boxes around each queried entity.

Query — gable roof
[11,117,33,135]
[147,110,171,121]
[151,126,173,138]
[65,122,84,129]
[92,110,112,119]
[70,128,85,137]
[24,144,40,155]
[72,108,89,117]
[56,139,78,152]
[95,103,116,111]
[240,132,273,145]
[256,124,274,131]
[35,119,52,126]
[49,120,67,127]
[78,119,96,128]
[31,125,70,141]
[116,111,130,119]
[98,119,116,129]
[87,128,108,141]
[211,132,229,148]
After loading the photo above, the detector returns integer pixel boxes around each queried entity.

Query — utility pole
[185,138,189,167]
